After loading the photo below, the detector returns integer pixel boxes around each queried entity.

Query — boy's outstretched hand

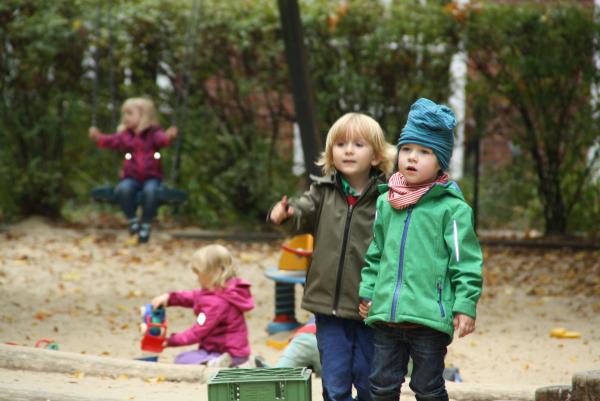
[151,293,169,310]
[269,195,294,224]
[453,313,475,338]
[166,126,178,140]
[358,299,371,320]
[89,126,102,141]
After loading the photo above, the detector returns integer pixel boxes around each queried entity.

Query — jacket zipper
[437,282,446,318]
[390,208,412,321]
[332,204,354,315]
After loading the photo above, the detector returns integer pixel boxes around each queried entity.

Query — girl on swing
[89,97,177,243]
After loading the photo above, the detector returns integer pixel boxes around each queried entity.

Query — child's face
[332,133,377,181]
[196,271,212,289]
[122,106,142,131]
[398,143,441,185]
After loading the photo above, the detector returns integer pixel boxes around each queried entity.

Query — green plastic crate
[208,367,312,401]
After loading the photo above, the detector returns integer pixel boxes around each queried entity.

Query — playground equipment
[90,184,187,206]
[264,234,312,334]
[139,304,168,357]
[88,0,198,208]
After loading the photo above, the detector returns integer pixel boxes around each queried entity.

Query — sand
[0,217,598,396]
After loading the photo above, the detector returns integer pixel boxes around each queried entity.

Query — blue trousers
[369,325,450,401]
[115,178,161,223]
[315,314,373,401]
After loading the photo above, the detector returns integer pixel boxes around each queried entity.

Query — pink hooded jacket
[166,277,254,358]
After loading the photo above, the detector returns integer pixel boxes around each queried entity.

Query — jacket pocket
[436,282,446,319]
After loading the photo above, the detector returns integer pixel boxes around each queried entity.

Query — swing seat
[90,184,187,205]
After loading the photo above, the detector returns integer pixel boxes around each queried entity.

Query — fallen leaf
[145,376,166,384]
[61,272,81,281]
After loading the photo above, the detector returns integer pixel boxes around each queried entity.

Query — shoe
[138,223,151,243]
[207,352,232,368]
[254,355,269,368]
[128,218,140,236]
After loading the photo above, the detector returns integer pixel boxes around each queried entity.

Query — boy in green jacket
[358,98,483,401]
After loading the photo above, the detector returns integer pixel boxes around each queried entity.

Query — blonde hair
[316,113,396,176]
[117,97,159,132]
[191,244,237,289]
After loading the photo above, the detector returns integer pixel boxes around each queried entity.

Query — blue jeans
[370,325,450,401]
[315,314,373,401]
[115,178,161,223]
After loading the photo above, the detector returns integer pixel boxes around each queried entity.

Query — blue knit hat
[398,98,456,171]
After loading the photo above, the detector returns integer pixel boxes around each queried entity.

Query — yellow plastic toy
[549,327,581,339]
[278,234,313,271]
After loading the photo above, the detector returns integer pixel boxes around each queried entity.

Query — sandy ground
[0,217,599,397]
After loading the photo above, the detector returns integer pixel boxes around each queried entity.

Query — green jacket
[278,172,386,320]
[359,181,483,337]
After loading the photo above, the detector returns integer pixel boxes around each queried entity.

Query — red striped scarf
[387,172,449,210]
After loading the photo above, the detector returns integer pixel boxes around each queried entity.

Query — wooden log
[572,371,600,401]
[0,343,214,383]
[535,385,571,401]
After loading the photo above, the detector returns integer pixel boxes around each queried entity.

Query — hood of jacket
[212,277,254,312]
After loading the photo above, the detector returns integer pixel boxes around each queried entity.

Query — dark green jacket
[359,182,483,337]
[278,172,386,320]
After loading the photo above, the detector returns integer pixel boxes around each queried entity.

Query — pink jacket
[96,125,171,181]
[166,277,254,358]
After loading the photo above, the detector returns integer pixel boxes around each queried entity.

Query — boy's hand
[166,126,178,139]
[151,293,169,310]
[269,196,294,224]
[89,126,101,141]
[453,313,475,338]
[358,300,371,320]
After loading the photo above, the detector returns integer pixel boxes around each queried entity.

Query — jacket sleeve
[443,203,483,319]
[167,290,197,308]
[152,128,171,148]
[359,197,385,300]
[166,298,228,347]
[273,183,323,235]
[97,132,127,150]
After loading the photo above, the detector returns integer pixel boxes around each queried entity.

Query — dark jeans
[315,313,373,401]
[370,325,450,401]
[115,178,161,223]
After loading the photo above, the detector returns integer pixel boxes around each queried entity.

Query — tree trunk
[535,385,571,401]
[572,371,600,401]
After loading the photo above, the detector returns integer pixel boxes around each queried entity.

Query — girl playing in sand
[151,244,255,367]
[89,97,177,243]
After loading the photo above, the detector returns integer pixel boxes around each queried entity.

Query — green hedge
[1,0,598,234]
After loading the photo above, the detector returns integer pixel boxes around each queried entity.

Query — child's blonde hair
[316,113,396,176]
[191,244,237,289]
[117,97,159,132]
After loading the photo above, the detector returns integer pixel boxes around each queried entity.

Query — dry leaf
[145,376,166,384]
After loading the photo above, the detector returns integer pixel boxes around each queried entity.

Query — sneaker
[138,223,151,243]
[128,219,140,236]
[207,352,232,368]
[254,355,270,368]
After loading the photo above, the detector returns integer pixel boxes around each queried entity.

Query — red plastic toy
[140,304,167,353]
